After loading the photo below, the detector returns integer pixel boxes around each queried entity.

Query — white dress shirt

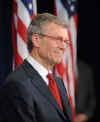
[26,55,52,85]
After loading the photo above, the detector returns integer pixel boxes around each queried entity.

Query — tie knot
[47,73,54,81]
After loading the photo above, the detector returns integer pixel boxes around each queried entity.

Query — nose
[59,41,67,51]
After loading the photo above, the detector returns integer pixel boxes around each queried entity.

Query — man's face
[37,23,69,66]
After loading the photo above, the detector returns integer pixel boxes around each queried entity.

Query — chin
[51,57,62,65]
[55,59,62,64]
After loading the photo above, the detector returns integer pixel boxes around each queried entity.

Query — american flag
[54,0,78,119]
[12,0,37,68]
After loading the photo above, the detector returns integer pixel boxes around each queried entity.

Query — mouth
[55,50,64,56]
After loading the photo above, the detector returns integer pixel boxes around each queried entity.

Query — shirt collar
[26,55,52,85]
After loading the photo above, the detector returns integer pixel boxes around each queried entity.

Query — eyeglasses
[38,33,71,46]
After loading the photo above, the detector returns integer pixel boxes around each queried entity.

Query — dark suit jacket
[75,60,96,121]
[0,60,73,122]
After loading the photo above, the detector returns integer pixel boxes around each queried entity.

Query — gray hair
[27,13,68,53]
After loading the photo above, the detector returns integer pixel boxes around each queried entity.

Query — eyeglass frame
[36,33,71,46]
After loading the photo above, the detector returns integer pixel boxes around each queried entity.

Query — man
[0,13,73,122]
[75,60,96,122]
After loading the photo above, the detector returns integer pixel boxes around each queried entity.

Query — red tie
[47,73,63,110]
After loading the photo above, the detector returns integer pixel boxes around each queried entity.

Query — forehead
[43,23,68,38]
[43,22,67,33]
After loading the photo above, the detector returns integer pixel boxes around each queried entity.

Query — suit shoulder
[7,63,27,82]
[0,63,34,105]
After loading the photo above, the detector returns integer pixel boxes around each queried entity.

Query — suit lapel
[22,60,66,120]
[55,76,73,122]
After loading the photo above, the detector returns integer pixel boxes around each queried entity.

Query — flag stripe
[12,0,37,68]
[12,15,23,67]
[17,34,29,59]
[73,14,78,30]
[13,0,17,14]
[17,1,31,28]
[17,17,27,43]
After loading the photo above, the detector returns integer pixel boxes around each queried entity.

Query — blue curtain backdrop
[0,0,13,85]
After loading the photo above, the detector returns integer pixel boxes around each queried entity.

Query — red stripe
[14,52,23,67]
[17,17,27,44]
[73,14,78,30]
[17,14,36,45]
[13,0,17,14]
[55,61,65,80]
[54,3,57,16]
[12,9,23,67]
[69,95,76,120]
[31,14,36,19]
[13,29,23,67]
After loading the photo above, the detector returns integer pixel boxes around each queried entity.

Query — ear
[32,34,40,48]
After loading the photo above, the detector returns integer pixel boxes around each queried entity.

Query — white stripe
[69,17,77,72]
[70,18,77,53]
[17,34,29,59]
[17,0,31,28]
[68,55,75,106]
[32,0,37,14]
[55,0,69,24]
[62,46,70,66]
[67,48,75,105]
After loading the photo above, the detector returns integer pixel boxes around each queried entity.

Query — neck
[30,50,54,71]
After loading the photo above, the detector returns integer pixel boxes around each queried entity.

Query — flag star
[70,5,74,12]
[28,3,32,10]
